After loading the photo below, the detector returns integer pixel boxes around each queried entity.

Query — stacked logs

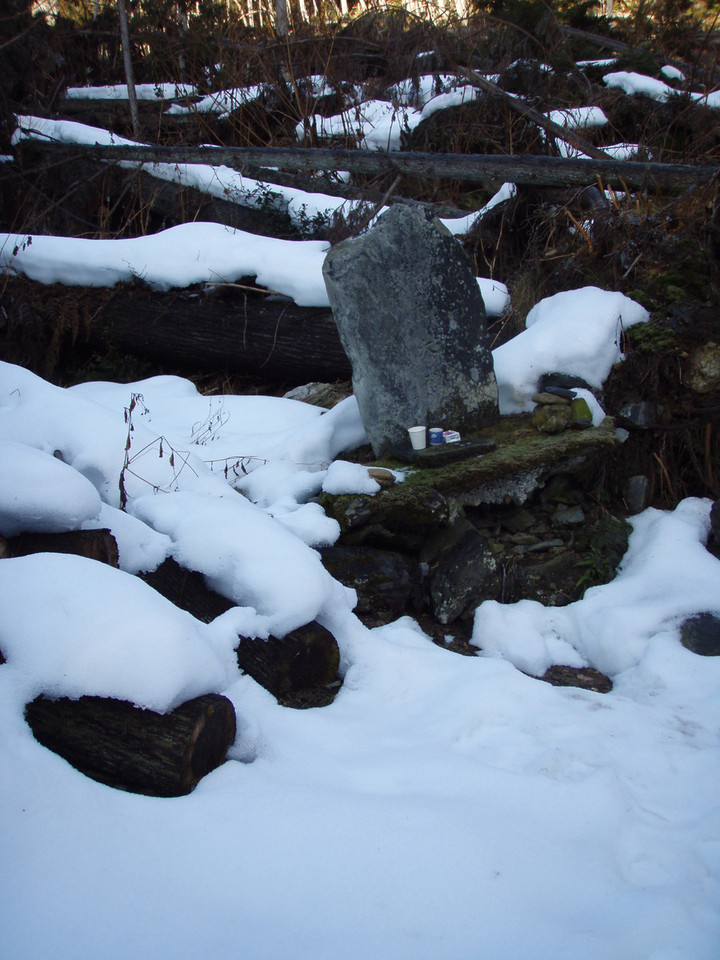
[2,529,340,795]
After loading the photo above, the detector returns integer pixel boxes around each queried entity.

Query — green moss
[323,416,618,535]
[626,321,680,355]
[575,516,632,590]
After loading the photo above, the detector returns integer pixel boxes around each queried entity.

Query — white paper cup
[408,426,427,450]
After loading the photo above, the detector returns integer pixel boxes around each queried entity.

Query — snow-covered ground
[1,276,718,959]
[1,62,720,960]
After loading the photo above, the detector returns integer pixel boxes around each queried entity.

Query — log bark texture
[235,622,340,702]
[23,141,718,190]
[141,559,341,702]
[133,168,299,238]
[6,529,119,567]
[84,284,351,382]
[24,693,237,796]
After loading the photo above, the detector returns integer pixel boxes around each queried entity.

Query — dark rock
[626,475,649,514]
[710,500,720,556]
[553,505,585,525]
[504,550,581,606]
[618,401,665,429]
[540,473,583,506]
[322,205,498,457]
[422,518,501,624]
[539,665,613,693]
[500,507,536,533]
[680,613,720,656]
[540,373,593,392]
[320,544,421,625]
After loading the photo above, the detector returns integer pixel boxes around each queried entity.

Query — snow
[322,459,381,495]
[603,70,678,101]
[473,498,720,677]
[165,83,265,117]
[10,115,515,245]
[420,84,481,119]
[603,70,720,110]
[1,70,719,960]
[548,105,608,131]
[0,222,332,305]
[387,74,464,108]
[661,64,686,82]
[66,82,198,101]
[0,440,101,536]
[493,287,649,414]
[0,553,232,711]
[298,98,423,151]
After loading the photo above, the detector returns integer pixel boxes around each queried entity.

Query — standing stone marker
[322,205,498,456]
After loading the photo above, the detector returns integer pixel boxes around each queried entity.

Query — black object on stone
[540,373,593,392]
[543,385,577,401]
[322,205,498,457]
[390,436,496,466]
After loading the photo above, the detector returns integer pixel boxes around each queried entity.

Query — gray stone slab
[322,205,498,456]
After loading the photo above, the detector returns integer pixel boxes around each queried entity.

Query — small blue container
[429,427,444,445]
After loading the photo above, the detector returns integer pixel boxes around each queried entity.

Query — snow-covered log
[140,559,341,704]
[2,278,351,383]
[6,529,119,567]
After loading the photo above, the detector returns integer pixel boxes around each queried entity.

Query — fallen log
[88,284,351,382]
[235,622,340,703]
[6,528,119,567]
[24,692,236,796]
[2,278,351,383]
[141,558,341,704]
[133,167,299,238]
[21,141,718,190]
[13,142,473,238]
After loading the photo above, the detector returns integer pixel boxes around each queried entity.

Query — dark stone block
[680,613,720,656]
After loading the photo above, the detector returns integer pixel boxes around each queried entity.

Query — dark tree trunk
[24,693,237,796]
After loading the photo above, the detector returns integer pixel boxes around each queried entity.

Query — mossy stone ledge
[321,415,618,545]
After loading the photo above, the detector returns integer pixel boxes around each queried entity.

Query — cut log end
[25,693,236,797]
[236,621,341,702]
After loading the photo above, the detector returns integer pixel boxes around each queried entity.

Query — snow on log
[140,559,341,703]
